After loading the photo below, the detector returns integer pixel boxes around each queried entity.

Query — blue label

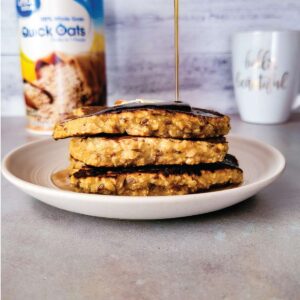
[74,0,104,23]
[16,0,41,17]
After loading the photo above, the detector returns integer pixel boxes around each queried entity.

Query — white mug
[232,31,300,124]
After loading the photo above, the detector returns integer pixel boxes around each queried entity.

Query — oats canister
[16,0,107,133]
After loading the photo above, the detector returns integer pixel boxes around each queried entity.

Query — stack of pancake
[53,101,243,196]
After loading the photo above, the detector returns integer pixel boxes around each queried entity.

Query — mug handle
[293,95,300,109]
[292,77,300,109]
[292,79,300,109]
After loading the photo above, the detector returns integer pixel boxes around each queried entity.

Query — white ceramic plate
[2,135,285,220]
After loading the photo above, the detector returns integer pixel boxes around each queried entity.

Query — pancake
[53,102,230,139]
[69,136,228,167]
[69,154,243,196]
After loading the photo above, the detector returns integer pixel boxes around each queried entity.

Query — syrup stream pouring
[174,0,180,102]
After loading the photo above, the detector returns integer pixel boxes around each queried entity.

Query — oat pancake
[53,102,230,139]
[69,136,228,167]
[69,154,243,196]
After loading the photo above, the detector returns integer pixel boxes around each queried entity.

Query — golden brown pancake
[53,102,230,139]
[69,154,243,196]
[69,136,228,167]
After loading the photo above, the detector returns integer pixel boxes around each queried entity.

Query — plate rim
[2,134,286,204]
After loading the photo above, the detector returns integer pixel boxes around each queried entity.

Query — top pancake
[53,102,230,139]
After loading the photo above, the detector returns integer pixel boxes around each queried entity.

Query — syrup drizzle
[63,102,223,121]
[51,169,75,192]
[174,0,180,102]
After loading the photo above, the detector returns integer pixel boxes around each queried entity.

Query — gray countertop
[2,115,300,300]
